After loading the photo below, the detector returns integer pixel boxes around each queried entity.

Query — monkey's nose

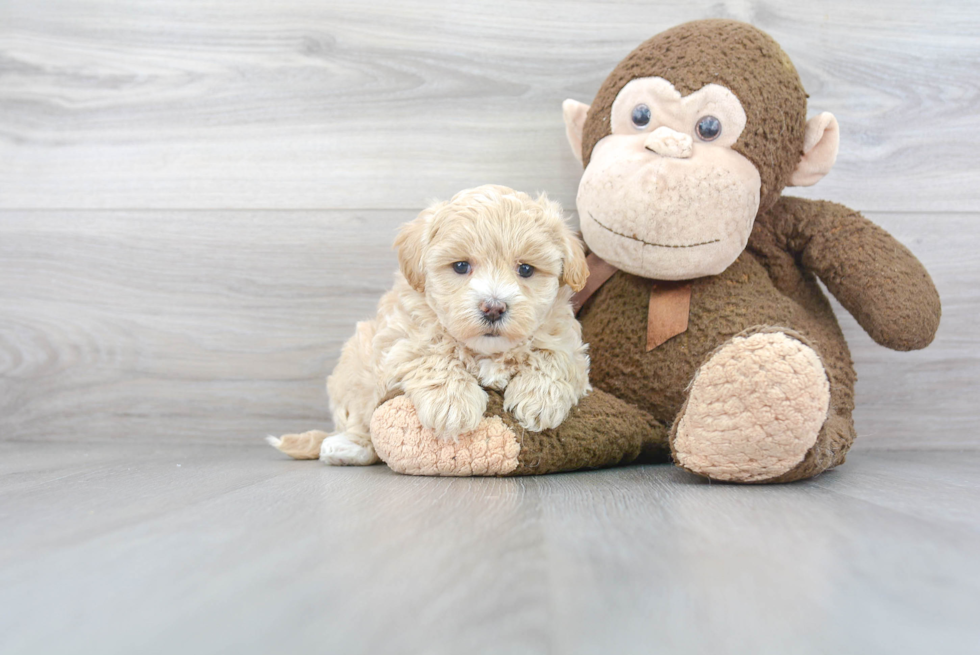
[479,299,507,323]
[644,126,693,159]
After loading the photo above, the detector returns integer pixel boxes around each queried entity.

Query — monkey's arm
[755,196,941,351]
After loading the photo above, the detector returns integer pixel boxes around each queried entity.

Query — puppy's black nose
[479,299,507,323]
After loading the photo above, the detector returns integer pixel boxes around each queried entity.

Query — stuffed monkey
[293,19,941,483]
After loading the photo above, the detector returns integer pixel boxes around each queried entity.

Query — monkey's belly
[578,251,853,425]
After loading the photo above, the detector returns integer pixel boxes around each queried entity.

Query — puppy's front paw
[412,380,488,439]
[504,373,576,432]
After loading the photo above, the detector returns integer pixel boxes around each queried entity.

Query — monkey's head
[563,20,840,280]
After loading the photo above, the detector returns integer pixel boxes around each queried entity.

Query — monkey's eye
[452,261,471,275]
[517,263,535,278]
[696,115,722,141]
[631,104,652,129]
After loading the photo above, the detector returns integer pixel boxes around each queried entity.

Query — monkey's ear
[563,99,591,165]
[789,112,840,187]
[393,211,430,293]
[561,229,590,292]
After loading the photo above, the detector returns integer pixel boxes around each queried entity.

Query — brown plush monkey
[357,20,942,482]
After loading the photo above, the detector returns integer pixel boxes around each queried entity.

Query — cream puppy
[269,184,591,465]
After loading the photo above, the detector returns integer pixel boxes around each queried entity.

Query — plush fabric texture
[500,388,671,475]
[581,19,806,213]
[578,258,855,483]
[672,329,831,483]
[574,194,940,483]
[370,394,520,476]
[755,197,941,351]
[365,19,941,484]
[373,389,671,477]
[577,133,762,280]
[790,112,840,187]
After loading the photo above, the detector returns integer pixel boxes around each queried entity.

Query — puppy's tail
[266,430,331,460]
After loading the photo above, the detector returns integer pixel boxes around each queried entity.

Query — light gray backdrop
[1,0,977,448]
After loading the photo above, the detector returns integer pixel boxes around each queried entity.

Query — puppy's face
[395,186,588,355]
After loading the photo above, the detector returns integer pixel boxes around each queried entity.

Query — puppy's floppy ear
[393,209,431,293]
[560,228,589,292]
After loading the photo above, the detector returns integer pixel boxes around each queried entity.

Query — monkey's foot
[370,396,520,476]
[672,330,831,483]
[370,389,668,477]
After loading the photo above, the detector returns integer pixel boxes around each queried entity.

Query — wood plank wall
[2,1,978,448]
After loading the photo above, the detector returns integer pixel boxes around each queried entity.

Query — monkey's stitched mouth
[588,212,720,249]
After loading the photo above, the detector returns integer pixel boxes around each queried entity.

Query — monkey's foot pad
[672,331,831,483]
[371,396,520,476]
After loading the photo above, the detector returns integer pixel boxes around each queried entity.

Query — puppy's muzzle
[479,299,507,324]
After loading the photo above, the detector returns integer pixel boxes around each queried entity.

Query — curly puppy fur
[271,185,591,465]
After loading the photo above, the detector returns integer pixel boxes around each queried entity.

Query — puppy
[269,184,591,465]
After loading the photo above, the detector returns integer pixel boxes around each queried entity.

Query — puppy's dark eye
[631,104,651,129]
[517,263,534,278]
[452,261,471,275]
[696,115,721,141]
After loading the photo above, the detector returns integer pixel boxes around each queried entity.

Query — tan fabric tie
[646,281,691,351]
[572,253,691,351]
[571,253,619,313]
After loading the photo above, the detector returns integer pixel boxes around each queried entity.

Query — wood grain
[0,1,977,448]
[0,209,405,441]
[1,0,978,211]
[0,209,975,448]
[1,443,978,654]
[1,5,977,653]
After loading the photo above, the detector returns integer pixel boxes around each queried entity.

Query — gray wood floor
[2,444,979,655]
[2,1,980,653]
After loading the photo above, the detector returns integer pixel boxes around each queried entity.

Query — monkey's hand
[760,197,941,351]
